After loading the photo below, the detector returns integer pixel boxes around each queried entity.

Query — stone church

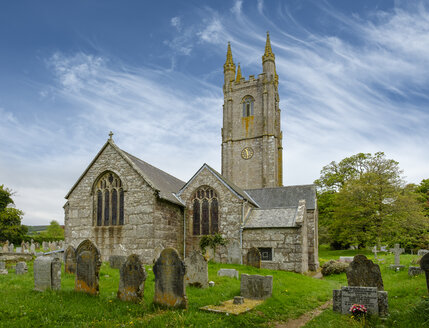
[64,34,319,273]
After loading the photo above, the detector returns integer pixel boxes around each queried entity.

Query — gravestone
[240,274,273,300]
[420,252,429,293]
[418,249,429,257]
[42,241,48,250]
[64,246,77,274]
[75,239,101,295]
[153,247,187,309]
[0,261,7,275]
[30,243,36,253]
[153,244,164,263]
[217,268,239,279]
[184,251,208,288]
[2,241,8,253]
[16,247,22,253]
[246,247,261,268]
[34,257,61,291]
[227,241,241,264]
[408,266,424,277]
[8,243,14,253]
[15,261,28,274]
[21,241,26,252]
[372,246,378,259]
[339,256,354,263]
[117,254,147,302]
[334,255,388,316]
[35,242,40,250]
[389,244,405,270]
[109,255,127,269]
[346,255,384,290]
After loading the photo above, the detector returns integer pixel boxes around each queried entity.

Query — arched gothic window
[192,186,219,235]
[94,172,124,226]
[242,96,254,117]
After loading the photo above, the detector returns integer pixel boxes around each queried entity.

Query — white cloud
[171,16,182,31]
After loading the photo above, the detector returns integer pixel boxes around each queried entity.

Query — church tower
[221,33,283,189]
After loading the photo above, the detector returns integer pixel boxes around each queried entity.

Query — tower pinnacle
[223,42,236,73]
[235,63,242,83]
[262,31,275,62]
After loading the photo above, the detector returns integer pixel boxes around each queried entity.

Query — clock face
[241,147,254,160]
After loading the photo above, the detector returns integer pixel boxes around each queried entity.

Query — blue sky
[1,0,428,225]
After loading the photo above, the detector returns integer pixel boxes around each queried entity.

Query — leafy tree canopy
[0,185,27,244]
[40,220,64,239]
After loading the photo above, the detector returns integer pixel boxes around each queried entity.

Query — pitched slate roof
[244,207,298,228]
[177,164,259,207]
[244,185,316,210]
[121,151,186,206]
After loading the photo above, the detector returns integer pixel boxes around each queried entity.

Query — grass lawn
[0,247,427,327]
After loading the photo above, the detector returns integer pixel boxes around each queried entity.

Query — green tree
[199,233,228,258]
[40,220,64,239]
[0,185,28,244]
[415,179,429,217]
[315,153,428,249]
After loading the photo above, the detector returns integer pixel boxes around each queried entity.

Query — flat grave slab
[200,298,264,315]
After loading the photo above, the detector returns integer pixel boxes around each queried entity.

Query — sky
[1,0,428,226]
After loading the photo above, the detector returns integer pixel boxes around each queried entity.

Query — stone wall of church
[242,226,308,273]
[306,209,319,271]
[179,167,254,262]
[64,143,183,263]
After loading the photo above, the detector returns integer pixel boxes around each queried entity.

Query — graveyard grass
[0,247,427,328]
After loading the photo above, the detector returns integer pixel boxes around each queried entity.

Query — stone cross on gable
[390,244,404,266]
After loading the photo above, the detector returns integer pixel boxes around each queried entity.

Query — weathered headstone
[8,243,14,253]
[418,249,429,257]
[240,274,273,300]
[21,241,26,252]
[15,261,28,274]
[227,241,241,264]
[153,244,164,263]
[184,251,208,288]
[372,246,378,259]
[117,254,147,302]
[153,247,187,309]
[34,257,61,291]
[2,241,8,253]
[42,241,48,250]
[75,239,101,295]
[109,255,127,269]
[346,255,384,290]
[420,252,429,293]
[16,247,22,253]
[408,266,424,277]
[64,246,76,274]
[217,268,239,279]
[246,247,261,268]
[0,261,7,275]
[389,244,404,270]
[334,255,388,316]
[30,243,36,253]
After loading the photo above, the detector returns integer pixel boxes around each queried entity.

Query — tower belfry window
[242,96,254,117]
[94,172,124,226]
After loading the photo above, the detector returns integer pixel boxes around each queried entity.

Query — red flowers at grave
[349,304,368,318]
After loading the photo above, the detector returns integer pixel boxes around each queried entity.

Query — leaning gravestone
[117,254,147,302]
[0,261,7,275]
[64,246,76,274]
[420,252,429,293]
[227,241,241,264]
[240,274,273,300]
[247,247,261,268]
[184,251,208,288]
[389,244,405,270]
[15,261,28,275]
[153,247,187,309]
[333,255,388,316]
[109,255,127,269]
[34,256,61,291]
[75,239,101,295]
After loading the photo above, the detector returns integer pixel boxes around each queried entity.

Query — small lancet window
[94,172,124,226]
[242,96,254,117]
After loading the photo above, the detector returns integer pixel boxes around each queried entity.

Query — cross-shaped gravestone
[389,244,404,270]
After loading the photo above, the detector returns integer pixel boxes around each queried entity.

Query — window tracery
[242,95,254,117]
[94,172,124,226]
[192,186,219,235]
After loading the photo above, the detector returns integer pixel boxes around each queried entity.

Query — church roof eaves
[177,163,259,207]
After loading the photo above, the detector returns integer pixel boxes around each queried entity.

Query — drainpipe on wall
[183,208,186,259]
[240,200,247,265]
